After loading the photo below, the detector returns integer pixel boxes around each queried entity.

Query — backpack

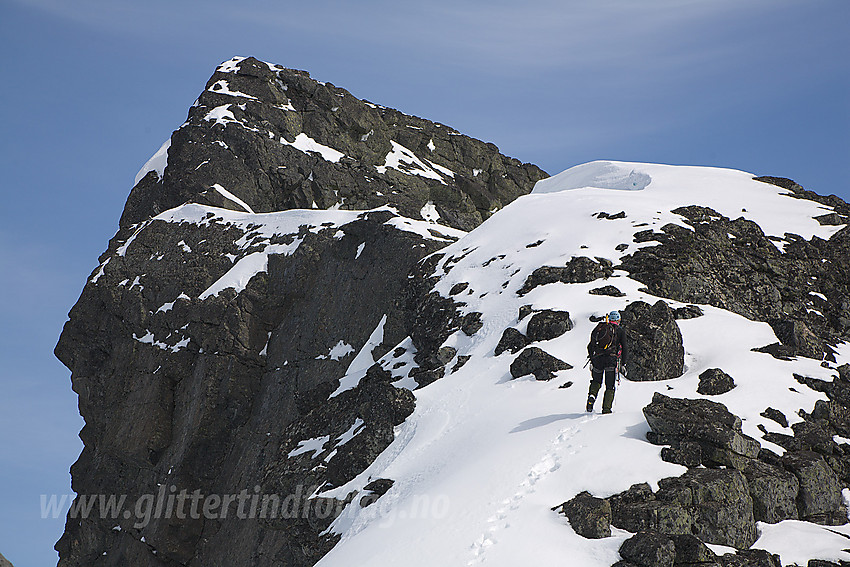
[590,322,620,357]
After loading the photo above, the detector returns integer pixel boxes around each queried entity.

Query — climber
[586,310,628,414]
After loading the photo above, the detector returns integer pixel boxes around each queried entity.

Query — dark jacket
[588,322,628,365]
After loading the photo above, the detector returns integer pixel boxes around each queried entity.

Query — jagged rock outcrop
[619,201,850,360]
[53,57,545,567]
[614,532,760,567]
[626,390,849,563]
[607,469,758,550]
[643,393,761,470]
[609,483,693,536]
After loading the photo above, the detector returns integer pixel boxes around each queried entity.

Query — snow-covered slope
[314,161,850,566]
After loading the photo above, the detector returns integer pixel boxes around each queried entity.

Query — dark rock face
[403,252,466,387]
[619,203,850,361]
[557,491,611,539]
[271,372,415,490]
[657,469,757,549]
[525,309,573,342]
[509,347,572,381]
[741,460,799,523]
[55,211,440,566]
[643,393,761,470]
[621,301,684,382]
[781,451,845,524]
[697,368,736,396]
[53,58,546,567]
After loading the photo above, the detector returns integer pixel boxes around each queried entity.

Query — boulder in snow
[557,491,611,539]
[461,311,483,336]
[509,347,571,381]
[525,309,573,342]
[495,327,529,356]
[589,285,626,297]
[697,368,736,396]
[517,256,614,296]
[669,534,719,566]
[622,301,684,382]
[672,305,704,320]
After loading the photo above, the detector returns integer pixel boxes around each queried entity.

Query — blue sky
[0,1,847,565]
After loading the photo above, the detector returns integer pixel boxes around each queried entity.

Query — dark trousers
[590,365,617,390]
[587,356,618,412]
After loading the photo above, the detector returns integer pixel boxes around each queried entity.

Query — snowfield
[313,161,850,566]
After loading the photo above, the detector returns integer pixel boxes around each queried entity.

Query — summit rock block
[124,56,546,232]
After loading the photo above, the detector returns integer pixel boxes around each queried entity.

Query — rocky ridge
[55,58,850,567]
[399,162,850,565]
[54,56,544,566]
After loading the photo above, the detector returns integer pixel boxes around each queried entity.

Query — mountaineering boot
[601,389,616,414]
[586,381,601,412]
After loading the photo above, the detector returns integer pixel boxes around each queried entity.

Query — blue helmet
[608,310,621,322]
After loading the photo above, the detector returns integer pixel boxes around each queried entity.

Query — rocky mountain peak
[55,59,850,567]
[123,55,546,231]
